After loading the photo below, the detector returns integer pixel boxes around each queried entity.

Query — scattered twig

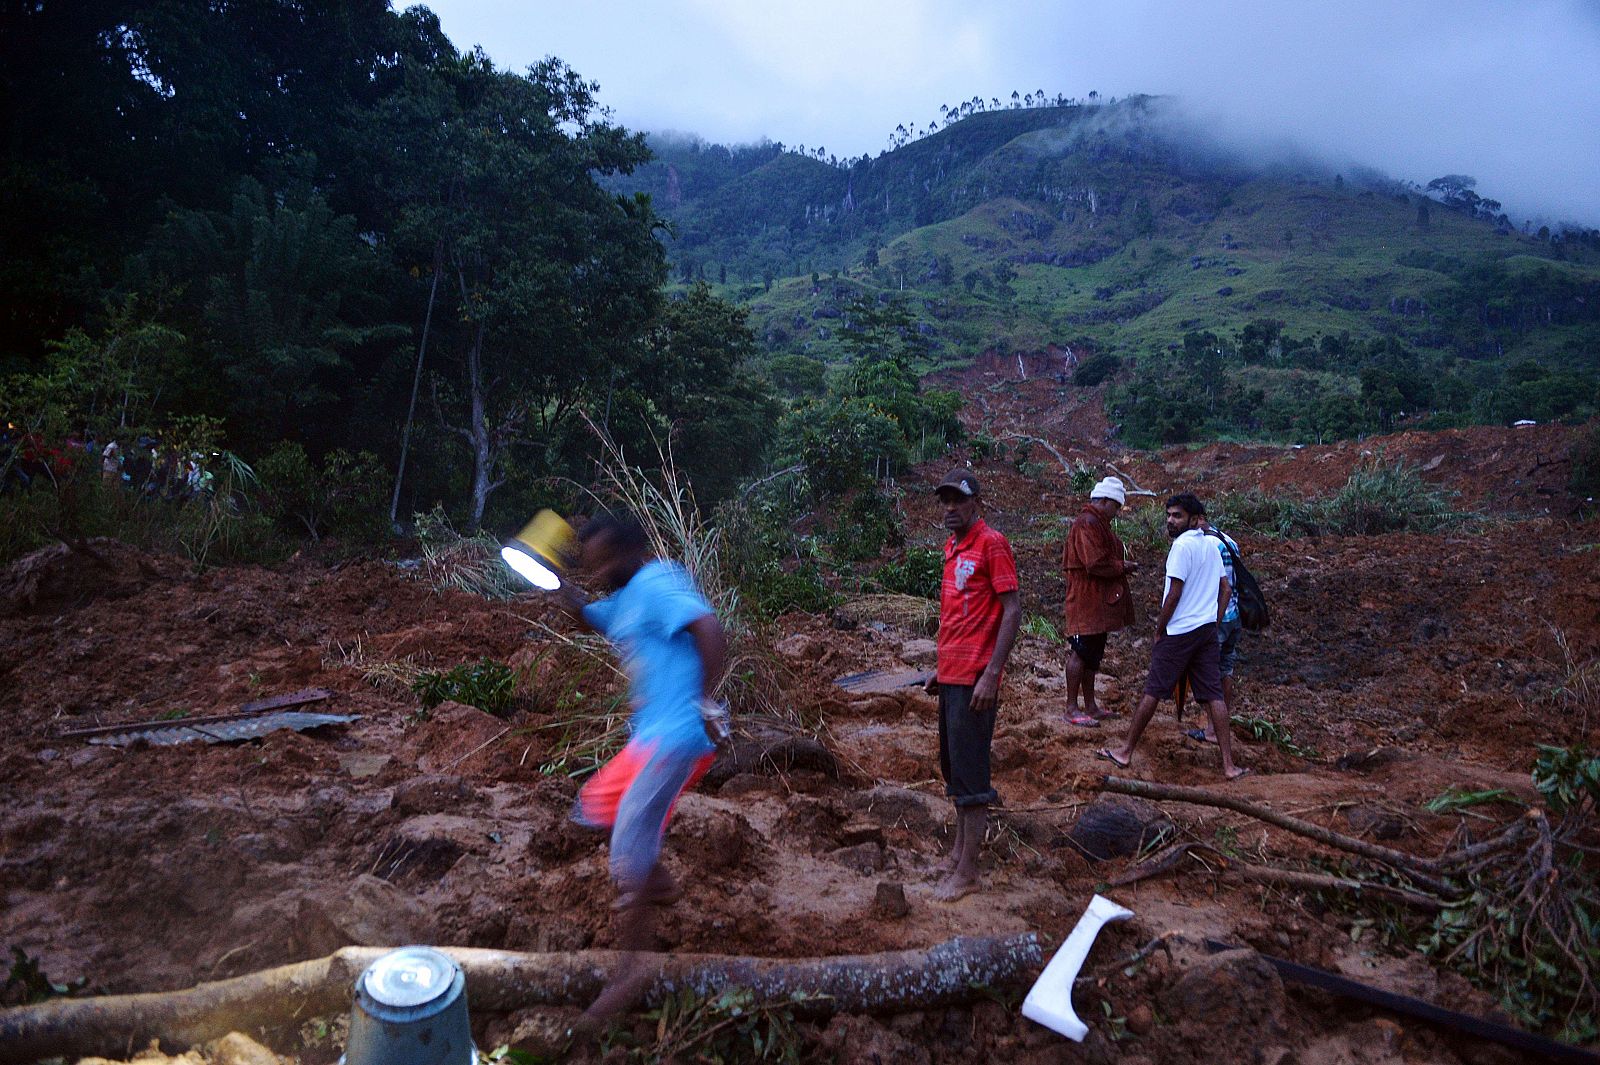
[1099,776,1460,896]
[441,727,511,772]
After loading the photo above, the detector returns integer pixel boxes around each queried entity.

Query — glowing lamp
[500,509,576,590]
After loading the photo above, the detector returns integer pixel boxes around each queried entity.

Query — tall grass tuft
[1214,460,1471,539]
[576,419,800,731]
[413,505,524,600]
[581,417,742,635]
[1112,500,1169,551]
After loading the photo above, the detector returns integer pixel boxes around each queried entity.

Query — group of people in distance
[542,468,1250,1030]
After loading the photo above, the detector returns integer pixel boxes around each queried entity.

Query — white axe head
[1020,893,1135,1041]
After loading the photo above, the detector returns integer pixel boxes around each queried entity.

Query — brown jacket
[1062,505,1135,635]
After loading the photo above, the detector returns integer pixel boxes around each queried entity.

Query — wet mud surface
[2,412,1597,1063]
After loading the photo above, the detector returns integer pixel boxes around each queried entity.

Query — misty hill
[616,99,1600,446]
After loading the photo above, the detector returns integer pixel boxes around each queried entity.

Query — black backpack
[1208,531,1269,632]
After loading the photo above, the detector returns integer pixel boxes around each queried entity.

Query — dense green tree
[630,283,780,502]
[388,52,667,526]
[138,179,406,453]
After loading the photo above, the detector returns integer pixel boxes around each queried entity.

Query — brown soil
[3,396,1598,1062]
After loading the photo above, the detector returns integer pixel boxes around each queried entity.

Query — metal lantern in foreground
[500,509,577,590]
[343,946,475,1065]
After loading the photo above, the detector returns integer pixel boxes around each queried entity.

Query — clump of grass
[1230,714,1318,759]
[580,419,798,730]
[1424,787,1522,814]
[413,505,523,600]
[412,659,518,718]
[1544,625,1600,742]
[515,621,634,778]
[583,418,740,636]
[835,593,938,636]
[1215,459,1471,539]
[1318,459,1464,536]
[325,635,430,695]
[1112,500,1168,551]
[1023,614,1063,643]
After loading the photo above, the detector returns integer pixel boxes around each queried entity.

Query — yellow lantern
[500,509,577,590]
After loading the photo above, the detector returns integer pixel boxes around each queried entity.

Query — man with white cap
[1061,477,1139,727]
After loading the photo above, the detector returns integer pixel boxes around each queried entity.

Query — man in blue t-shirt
[556,512,726,1029]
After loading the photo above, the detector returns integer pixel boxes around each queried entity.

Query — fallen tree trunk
[0,934,1040,1064]
[1099,776,1460,897]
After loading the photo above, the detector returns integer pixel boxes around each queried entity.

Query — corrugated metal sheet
[88,710,359,747]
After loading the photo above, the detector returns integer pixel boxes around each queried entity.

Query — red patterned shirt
[936,519,1020,684]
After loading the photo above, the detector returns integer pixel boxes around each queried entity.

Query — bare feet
[575,952,654,1032]
[1094,747,1131,769]
[1224,766,1253,781]
[931,867,981,902]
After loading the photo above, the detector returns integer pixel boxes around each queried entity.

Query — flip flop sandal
[1094,748,1131,769]
[1184,729,1218,744]
[1067,711,1100,728]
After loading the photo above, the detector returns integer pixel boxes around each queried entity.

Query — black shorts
[1068,632,1108,672]
[1143,623,1224,703]
[937,684,999,807]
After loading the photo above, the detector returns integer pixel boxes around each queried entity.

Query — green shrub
[824,489,902,563]
[1214,462,1469,539]
[780,397,908,497]
[1319,460,1462,536]
[1072,352,1122,387]
[873,546,942,598]
[742,562,839,619]
[258,441,388,545]
[412,659,517,717]
[1068,461,1097,494]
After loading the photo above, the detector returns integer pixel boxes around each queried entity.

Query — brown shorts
[1143,623,1223,703]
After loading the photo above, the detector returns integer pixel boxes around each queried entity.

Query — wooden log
[0,935,1041,1064]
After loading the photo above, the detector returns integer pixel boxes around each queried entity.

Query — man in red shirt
[923,469,1021,901]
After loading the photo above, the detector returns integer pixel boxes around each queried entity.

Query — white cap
[1089,476,1126,506]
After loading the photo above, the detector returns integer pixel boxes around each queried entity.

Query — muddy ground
[2,382,1598,1063]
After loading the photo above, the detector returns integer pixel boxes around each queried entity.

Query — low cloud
[417,0,1600,224]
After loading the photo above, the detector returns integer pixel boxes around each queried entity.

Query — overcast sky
[412,0,1600,225]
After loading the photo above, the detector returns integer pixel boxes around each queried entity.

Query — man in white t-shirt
[1098,493,1249,780]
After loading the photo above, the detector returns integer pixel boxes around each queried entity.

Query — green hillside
[617,99,1600,446]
